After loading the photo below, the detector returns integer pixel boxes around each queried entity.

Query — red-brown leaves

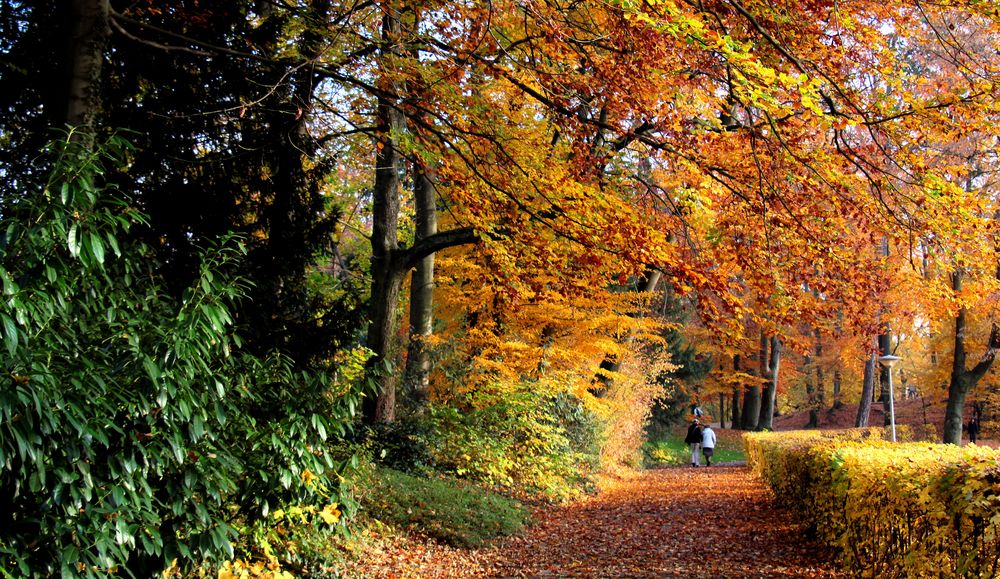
[344,466,844,577]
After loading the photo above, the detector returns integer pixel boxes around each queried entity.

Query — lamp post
[878,354,901,442]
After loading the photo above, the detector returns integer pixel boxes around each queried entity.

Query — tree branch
[969,323,1000,383]
[395,227,479,271]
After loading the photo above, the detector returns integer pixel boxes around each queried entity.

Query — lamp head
[878,354,901,368]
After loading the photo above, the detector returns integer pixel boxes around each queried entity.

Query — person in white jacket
[701,424,717,466]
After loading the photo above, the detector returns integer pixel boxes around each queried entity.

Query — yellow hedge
[744,428,1000,578]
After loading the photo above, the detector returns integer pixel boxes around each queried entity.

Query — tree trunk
[757,334,781,431]
[363,4,406,424]
[719,392,726,429]
[805,351,817,429]
[943,270,1000,444]
[741,348,760,430]
[741,385,760,430]
[363,4,479,423]
[400,6,438,410]
[855,346,877,427]
[807,328,824,428]
[67,0,110,133]
[402,159,438,407]
[832,369,843,410]
[730,355,741,429]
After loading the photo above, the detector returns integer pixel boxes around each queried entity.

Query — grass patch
[357,467,529,548]
[644,427,746,467]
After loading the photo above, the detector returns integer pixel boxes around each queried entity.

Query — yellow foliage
[745,429,1000,578]
[319,504,342,525]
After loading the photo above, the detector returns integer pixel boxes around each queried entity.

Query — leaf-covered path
[351,466,844,578]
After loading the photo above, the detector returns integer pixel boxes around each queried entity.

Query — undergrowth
[354,467,529,548]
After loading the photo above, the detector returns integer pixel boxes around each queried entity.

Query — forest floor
[342,465,844,578]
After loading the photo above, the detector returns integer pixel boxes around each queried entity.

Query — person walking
[685,419,703,467]
[701,423,717,467]
[968,419,980,444]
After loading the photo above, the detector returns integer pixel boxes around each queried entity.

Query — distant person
[685,419,703,467]
[701,423,717,467]
[968,419,980,444]
[692,404,704,418]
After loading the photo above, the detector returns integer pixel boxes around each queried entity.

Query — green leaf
[106,231,121,257]
[1,313,17,355]
[191,414,205,441]
[67,223,80,257]
[143,358,160,382]
[88,232,105,264]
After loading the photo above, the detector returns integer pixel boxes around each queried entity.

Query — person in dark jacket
[968,419,980,444]
[685,419,703,467]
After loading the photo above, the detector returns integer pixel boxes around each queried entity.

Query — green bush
[0,133,364,576]
[415,385,600,501]
[357,467,528,548]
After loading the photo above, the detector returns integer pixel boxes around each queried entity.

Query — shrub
[744,428,1000,578]
[416,384,600,501]
[0,133,364,576]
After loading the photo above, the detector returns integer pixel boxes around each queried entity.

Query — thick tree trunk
[741,348,760,430]
[364,5,406,424]
[943,374,971,445]
[363,119,405,422]
[67,0,110,132]
[363,5,479,423]
[403,167,438,406]
[855,346,877,427]
[943,270,1000,444]
[741,385,760,430]
[757,334,781,431]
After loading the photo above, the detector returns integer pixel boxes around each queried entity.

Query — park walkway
[349,465,844,578]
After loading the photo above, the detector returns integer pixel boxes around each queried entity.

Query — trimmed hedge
[745,427,1000,578]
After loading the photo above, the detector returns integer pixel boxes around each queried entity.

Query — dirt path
[348,466,844,578]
